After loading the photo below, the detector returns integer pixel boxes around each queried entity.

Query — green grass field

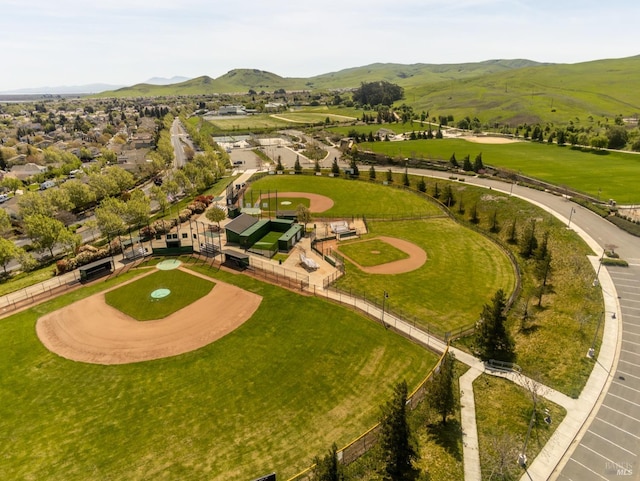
[253,230,281,250]
[245,194,310,213]
[104,269,214,321]
[248,175,444,217]
[358,138,640,203]
[0,266,437,481]
[334,219,516,335]
[338,238,410,267]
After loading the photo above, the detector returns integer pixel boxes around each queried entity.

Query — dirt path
[337,236,427,274]
[259,191,334,213]
[36,268,262,365]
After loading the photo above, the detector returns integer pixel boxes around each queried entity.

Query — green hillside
[98,56,640,127]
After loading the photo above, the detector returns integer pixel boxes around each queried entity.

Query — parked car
[39,180,56,190]
[0,193,8,203]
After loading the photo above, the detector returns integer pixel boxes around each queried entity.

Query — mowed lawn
[249,175,444,217]
[360,138,640,203]
[338,238,410,267]
[105,269,214,320]
[0,267,437,481]
[335,218,516,334]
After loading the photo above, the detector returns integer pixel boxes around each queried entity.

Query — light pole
[567,207,576,229]
[587,311,615,358]
[381,290,389,327]
[592,249,606,287]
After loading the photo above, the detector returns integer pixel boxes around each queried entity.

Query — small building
[225,213,259,245]
[79,258,114,282]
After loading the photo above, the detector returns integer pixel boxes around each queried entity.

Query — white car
[0,194,8,203]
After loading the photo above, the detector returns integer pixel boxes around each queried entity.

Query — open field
[0,265,437,480]
[270,112,356,124]
[204,114,293,131]
[105,269,214,320]
[248,175,444,217]
[358,138,640,203]
[334,218,516,335]
[474,375,566,481]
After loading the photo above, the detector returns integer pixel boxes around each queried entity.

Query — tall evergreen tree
[473,153,484,172]
[331,157,340,175]
[403,166,410,186]
[449,153,458,168]
[462,155,473,172]
[386,169,393,183]
[427,352,458,424]
[475,289,514,362]
[369,165,377,180]
[519,220,538,258]
[417,177,426,192]
[379,381,420,481]
[312,444,343,481]
[294,155,302,173]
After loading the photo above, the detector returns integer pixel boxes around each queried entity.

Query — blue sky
[1,0,638,91]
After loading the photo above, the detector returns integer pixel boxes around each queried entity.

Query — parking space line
[618,359,640,369]
[586,429,637,456]
[596,417,640,440]
[601,403,640,422]
[608,392,640,408]
[568,457,610,480]
[620,349,640,357]
[581,443,625,470]
[616,369,640,381]
[612,379,640,395]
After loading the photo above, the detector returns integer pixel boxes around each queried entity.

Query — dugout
[223,249,250,269]
[79,258,114,282]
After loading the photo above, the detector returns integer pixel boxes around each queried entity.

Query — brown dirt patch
[338,236,427,274]
[36,268,262,365]
[462,135,520,144]
[259,191,334,213]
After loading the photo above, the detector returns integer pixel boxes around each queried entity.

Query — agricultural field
[357,137,640,203]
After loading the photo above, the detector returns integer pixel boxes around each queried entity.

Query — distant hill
[95,56,640,126]
[144,76,191,85]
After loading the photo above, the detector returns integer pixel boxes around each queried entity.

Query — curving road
[404,167,640,480]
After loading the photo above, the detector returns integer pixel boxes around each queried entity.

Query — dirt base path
[337,236,427,274]
[259,191,334,213]
[36,268,262,365]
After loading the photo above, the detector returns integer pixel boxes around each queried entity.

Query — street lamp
[381,291,389,327]
[567,207,576,229]
[592,249,606,287]
[587,311,615,358]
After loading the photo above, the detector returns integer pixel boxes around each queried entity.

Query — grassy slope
[247,175,443,217]
[359,138,640,203]
[0,267,436,481]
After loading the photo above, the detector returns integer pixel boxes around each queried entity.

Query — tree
[469,203,479,224]
[61,179,96,211]
[417,177,426,192]
[296,204,312,232]
[0,177,22,194]
[507,218,518,244]
[379,381,420,481]
[386,169,393,183]
[449,153,458,168]
[473,153,484,173]
[402,166,410,186]
[349,158,360,177]
[205,205,226,231]
[331,157,340,175]
[352,80,404,107]
[0,208,11,236]
[462,155,473,172]
[606,125,629,149]
[124,190,151,227]
[441,184,454,207]
[23,214,77,258]
[0,237,21,273]
[150,185,169,213]
[314,159,321,173]
[475,289,514,362]
[369,165,376,180]
[427,351,458,424]
[276,155,284,172]
[489,210,499,233]
[312,444,343,481]
[95,197,127,236]
[294,155,302,173]
[519,220,538,258]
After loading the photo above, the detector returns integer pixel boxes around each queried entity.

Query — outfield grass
[104,269,214,321]
[338,238,410,267]
[248,175,444,217]
[0,265,437,481]
[335,218,516,335]
[271,112,356,124]
[357,138,640,203]
[474,375,566,481]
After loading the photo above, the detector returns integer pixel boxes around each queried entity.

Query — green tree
[475,289,514,362]
[95,197,127,236]
[0,177,22,194]
[379,381,420,481]
[331,157,340,175]
[519,220,538,258]
[441,184,455,207]
[402,166,410,186]
[427,352,458,424]
[276,155,284,172]
[369,165,376,180]
[489,210,499,233]
[124,190,151,227]
[386,169,393,183]
[314,159,321,173]
[0,237,21,273]
[462,155,473,172]
[312,444,343,481]
[417,177,426,192]
[469,202,479,224]
[294,155,302,173]
[349,158,360,177]
[205,205,227,231]
[23,214,77,257]
[0,208,11,236]
[449,153,458,168]
[150,185,169,213]
[61,179,96,210]
[507,218,518,244]
[473,152,484,172]
[296,204,312,232]
[606,125,629,149]
[352,80,404,107]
